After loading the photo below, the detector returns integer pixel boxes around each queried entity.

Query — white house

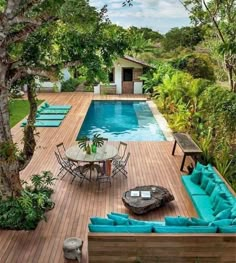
[94,55,151,95]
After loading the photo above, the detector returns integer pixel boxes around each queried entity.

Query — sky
[89,0,191,34]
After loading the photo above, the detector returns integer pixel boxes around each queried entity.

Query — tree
[0,0,127,199]
[181,0,236,92]
[162,26,204,51]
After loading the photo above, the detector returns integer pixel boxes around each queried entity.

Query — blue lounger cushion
[21,120,62,127]
[88,224,152,233]
[42,102,71,110]
[182,176,206,195]
[191,195,215,221]
[36,114,65,120]
[38,109,69,114]
[153,225,217,233]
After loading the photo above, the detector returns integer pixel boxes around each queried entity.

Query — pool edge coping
[146,100,174,142]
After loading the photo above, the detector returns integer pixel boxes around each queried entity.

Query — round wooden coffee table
[122,185,174,215]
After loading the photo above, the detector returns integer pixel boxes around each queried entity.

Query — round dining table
[65,144,118,179]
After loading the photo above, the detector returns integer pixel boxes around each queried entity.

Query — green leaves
[0,171,55,230]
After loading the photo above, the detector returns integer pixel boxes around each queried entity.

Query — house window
[108,69,114,83]
[123,68,133,81]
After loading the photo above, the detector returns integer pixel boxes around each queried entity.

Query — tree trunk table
[122,185,174,215]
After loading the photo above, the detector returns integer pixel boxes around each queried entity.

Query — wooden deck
[0,92,196,263]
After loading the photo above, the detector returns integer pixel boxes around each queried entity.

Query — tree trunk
[20,82,37,170]
[0,62,22,198]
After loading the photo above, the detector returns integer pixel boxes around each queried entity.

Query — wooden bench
[172,133,202,171]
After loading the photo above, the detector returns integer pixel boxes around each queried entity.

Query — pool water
[77,101,166,141]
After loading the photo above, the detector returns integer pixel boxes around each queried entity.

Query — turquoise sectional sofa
[88,163,236,234]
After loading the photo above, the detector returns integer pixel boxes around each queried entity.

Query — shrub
[0,171,56,230]
[171,54,215,81]
[61,78,79,92]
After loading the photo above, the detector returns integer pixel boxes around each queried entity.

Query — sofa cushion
[190,170,202,185]
[205,180,216,195]
[88,224,152,233]
[215,208,232,220]
[191,195,215,221]
[165,216,189,226]
[188,217,209,226]
[210,219,232,227]
[212,193,228,210]
[128,219,164,226]
[182,176,206,195]
[107,214,129,225]
[218,225,236,233]
[110,212,129,218]
[153,225,217,233]
[200,173,214,190]
[90,217,115,225]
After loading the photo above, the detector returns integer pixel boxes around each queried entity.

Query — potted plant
[91,134,105,153]
[78,136,91,154]
[78,134,105,154]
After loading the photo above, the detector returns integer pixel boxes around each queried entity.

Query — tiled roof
[123,55,152,67]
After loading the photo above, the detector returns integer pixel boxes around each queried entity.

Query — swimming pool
[77,100,166,141]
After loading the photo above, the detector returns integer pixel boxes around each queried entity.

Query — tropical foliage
[145,62,236,189]
[0,171,56,230]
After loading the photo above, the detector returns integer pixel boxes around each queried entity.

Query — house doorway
[122,68,134,94]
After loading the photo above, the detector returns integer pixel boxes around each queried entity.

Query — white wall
[35,68,70,92]
[114,58,143,94]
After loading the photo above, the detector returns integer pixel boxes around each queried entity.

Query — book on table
[130,191,140,197]
[141,191,151,199]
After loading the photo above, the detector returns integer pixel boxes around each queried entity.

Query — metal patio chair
[112,141,127,166]
[112,152,130,178]
[55,152,90,185]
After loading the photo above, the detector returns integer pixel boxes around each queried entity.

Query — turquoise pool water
[77,101,166,141]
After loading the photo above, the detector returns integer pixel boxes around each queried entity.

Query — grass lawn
[9,99,44,128]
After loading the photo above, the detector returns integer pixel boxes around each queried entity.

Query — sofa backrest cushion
[213,199,232,216]
[107,214,129,225]
[210,219,232,227]
[165,216,189,226]
[188,217,209,226]
[153,226,217,233]
[110,212,129,218]
[90,217,115,225]
[190,170,202,185]
[205,180,216,195]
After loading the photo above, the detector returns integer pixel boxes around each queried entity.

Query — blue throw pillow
[212,193,228,210]
[232,218,236,225]
[188,217,209,226]
[213,199,232,216]
[205,180,216,195]
[107,214,129,225]
[165,216,189,226]
[215,208,232,220]
[200,173,214,190]
[210,185,221,204]
[90,217,115,225]
[110,212,129,218]
[210,219,232,227]
[218,225,236,233]
[195,162,208,172]
[190,170,202,185]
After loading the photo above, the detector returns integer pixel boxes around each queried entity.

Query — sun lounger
[21,120,62,127]
[36,114,65,120]
[41,102,71,110]
[37,109,69,114]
